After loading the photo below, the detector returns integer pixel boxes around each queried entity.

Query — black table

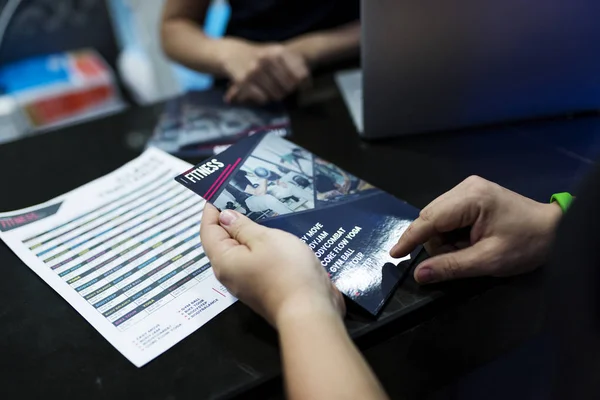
[1,87,599,399]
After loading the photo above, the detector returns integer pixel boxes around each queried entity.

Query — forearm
[255,179,268,195]
[161,18,239,77]
[277,301,387,400]
[285,21,361,69]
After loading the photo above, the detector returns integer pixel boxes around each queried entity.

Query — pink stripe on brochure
[202,164,232,199]
[205,158,242,201]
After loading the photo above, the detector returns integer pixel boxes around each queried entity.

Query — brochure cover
[148,89,290,158]
[174,130,420,315]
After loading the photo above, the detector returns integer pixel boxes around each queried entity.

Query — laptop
[338,0,600,139]
[335,69,363,133]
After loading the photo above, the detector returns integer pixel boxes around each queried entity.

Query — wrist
[216,37,251,77]
[550,192,574,213]
[285,37,319,68]
[275,292,342,331]
[545,201,564,228]
[539,201,563,254]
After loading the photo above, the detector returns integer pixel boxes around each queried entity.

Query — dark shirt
[546,163,600,399]
[231,170,252,189]
[226,0,360,42]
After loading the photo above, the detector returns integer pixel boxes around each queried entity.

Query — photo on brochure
[314,158,378,205]
[212,133,315,221]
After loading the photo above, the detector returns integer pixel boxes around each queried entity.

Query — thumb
[219,209,268,248]
[224,85,239,104]
[414,242,495,284]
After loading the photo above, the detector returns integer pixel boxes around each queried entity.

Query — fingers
[390,217,439,258]
[226,45,311,105]
[218,209,269,249]
[236,84,269,105]
[225,83,269,105]
[390,194,480,258]
[224,85,240,104]
[265,57,296,93]
[248,64,287,100]
[414,239,497,284]
[258,46,307,94]
[422,234,447,256]
[280,54,310,85]
[389,191,454,258]
[200,204,241,265]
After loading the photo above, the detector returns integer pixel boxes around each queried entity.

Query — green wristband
[550,192,573,213]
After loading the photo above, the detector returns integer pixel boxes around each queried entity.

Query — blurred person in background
[161,0,360,104]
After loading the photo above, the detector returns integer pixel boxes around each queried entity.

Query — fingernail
[219,210,237,226]
[416,267,435,284]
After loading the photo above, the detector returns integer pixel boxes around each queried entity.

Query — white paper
[0,148,236,367]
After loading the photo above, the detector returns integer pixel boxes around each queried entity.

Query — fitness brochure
[147,89,291,158]
[175,130,421,315]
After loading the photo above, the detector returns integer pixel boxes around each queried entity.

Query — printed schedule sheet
[0,148,236,367]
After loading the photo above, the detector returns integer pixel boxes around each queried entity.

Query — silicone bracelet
[550,192,573,213]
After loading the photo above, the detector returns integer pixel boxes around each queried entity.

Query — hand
[390,176,563,284]
[200,203,345,327]
[222,41,310,104]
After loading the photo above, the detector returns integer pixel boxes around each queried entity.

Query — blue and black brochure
[175,130,420,315]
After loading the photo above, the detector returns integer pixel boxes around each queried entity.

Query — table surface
[1,84,600,400]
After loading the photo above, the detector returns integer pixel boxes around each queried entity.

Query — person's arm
[277,301,387,400]
[243,180,266,196]
[338,171,353,193]
[317,190,337,200]
[200,204,388,399]
[285,21,361,69]
[161,0,236,76]
[253,179,268,195]
[161,0,309,104]
[243,185,255,195]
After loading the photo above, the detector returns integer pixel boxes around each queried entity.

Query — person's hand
[200,203,345,327]
[390,176,563,284]
[221,41,310,105]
